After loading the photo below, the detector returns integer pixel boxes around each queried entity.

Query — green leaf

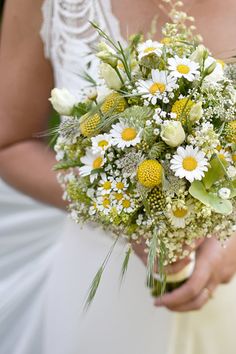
[189,181,233,215]
[202,157,226,189]
[120,246,132,281]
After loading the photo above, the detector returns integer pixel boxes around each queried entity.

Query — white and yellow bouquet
[50,1,236,304]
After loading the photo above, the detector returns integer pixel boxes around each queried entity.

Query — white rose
[189,102,203,122]
[49,88,77,115]
[161,121,186,147]
[99,63,123,90]
[204,57,224,84]
[190,44,209,64]
[218,187,231,200]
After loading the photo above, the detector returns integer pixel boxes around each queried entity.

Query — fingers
[166,283,216,312]
[154,255,210,308]
[164,257,191,275]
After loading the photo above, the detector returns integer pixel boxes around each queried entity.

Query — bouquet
[49,1,236,306]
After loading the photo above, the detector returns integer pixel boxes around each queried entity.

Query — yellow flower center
[177,64,190,74]
[144,47,156,53]
[149,82,166,94]
[121,127,137,141]
[232,153,236,162]
[102,181,112,190]
[122,199,131,208]
[116,182,125,190]
[98,140,109,149]
[182,157,198,171]
[171,98,195,123]
[172,207,188,218]
[102,198,110,208]
[137,160,163,188]
[114,192,123,201]
[93,157,103,169]
[218,153,225,160]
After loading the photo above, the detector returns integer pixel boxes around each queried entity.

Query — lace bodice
[40,0,124,98]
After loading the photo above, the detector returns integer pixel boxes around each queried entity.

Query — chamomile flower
[80,149,105,182]
[112,177,129,192]
[118,196,136,214]
[168,204,191,228]
[91,134,112,154]
[217,149,232,163]
[170,145,208,183]
[110,122,142,148]
[97,195,112,215]
[168,56,200,81]
[137,40,163,60]
[98,175,113,195]
[136,70,177,105]
[89,200,98,216]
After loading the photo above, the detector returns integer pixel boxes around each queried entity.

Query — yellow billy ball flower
[137,160,163,188]
[171,98,194,124]
[225,121,236,143]
[101,92,127,114]
[80,113,101,137]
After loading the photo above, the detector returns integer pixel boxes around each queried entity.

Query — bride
[0,0,236,353]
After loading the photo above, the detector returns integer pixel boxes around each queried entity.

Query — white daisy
[170,145,208,183]
[137,39,163,60]
[168,56,200,81]
[98,174,113,195]
[217,149,232,163]
[136,70,177,105]
[110,122,142,148]
[118,196,136,214]
[112,177,129,192]
[96,195,112,215]
[89,200,98,216]
[80,149,105,182]
[168,205,191,228]
[91,134,112,154]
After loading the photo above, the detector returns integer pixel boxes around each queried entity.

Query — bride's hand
[154,235,236,312]
[132,238,202,275]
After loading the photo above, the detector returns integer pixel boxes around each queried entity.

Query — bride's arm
[0,0,66,208]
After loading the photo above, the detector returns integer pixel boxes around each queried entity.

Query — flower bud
[204,61,217,76]
[49,88,77,115]
[97,51,118,67]
[161,121,185,147]
[99,63,123,90]
[97,42,118,68]
[190,45,209,64]
[189,102,203,122]
[87,87,98,101]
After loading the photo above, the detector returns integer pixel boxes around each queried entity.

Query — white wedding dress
[0,0,236,353]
